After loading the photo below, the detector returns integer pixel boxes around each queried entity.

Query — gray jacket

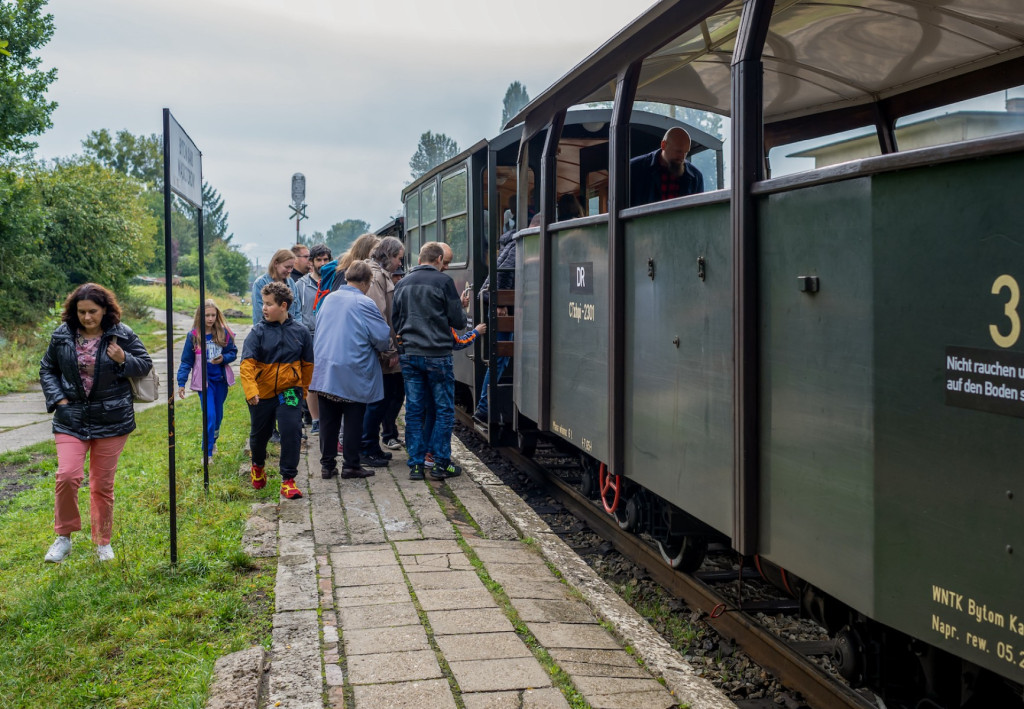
[296,273,320,335]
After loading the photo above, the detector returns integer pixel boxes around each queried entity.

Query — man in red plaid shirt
[629,127,705,207]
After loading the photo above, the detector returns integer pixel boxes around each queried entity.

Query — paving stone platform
[246,427,735,709]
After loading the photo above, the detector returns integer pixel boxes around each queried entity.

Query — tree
[500,81,530,129]
[298,230,325,248]
[81,129,163,186]
[325,219,371,256]
[37,158,156,297]
[201,182,233,245]
[0,0,57,155]
[409,131,459,180]
[0,164,48,326]
[82,128,249,281]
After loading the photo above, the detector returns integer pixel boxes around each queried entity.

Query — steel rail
[460,419,876,709]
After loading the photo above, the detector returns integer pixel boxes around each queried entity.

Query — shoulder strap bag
[129,367,161,403]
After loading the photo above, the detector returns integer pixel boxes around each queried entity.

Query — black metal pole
[485,146,498,444]
[162,109,178,565]
[731,0,774,556]
[608,62,642,478]
[197,202,209,492]
[537,111,565,432]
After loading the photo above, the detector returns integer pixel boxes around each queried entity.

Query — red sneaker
[425,452,435,469]
[251,464,267,490]
[280,479,303,499]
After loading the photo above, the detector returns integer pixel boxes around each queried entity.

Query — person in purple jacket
[177,300,238,457]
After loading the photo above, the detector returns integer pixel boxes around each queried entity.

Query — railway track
[459,414,879,709]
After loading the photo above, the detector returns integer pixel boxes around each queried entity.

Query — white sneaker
[44,536,72,563]
[96,544,115,562]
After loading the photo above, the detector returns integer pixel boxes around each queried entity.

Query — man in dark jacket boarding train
[392,241,467,482]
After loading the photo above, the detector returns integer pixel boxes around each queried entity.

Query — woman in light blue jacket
[310,261,391,479]
[251,249,302,326]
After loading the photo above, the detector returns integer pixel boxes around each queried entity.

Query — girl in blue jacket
[177,300,237,456]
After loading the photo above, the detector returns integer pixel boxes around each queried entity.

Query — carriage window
[421,181,437,232]
[554,130,607,220]
[441,169,468,266]
[405,191,420,258]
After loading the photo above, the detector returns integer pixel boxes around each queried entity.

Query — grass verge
[0,309,166,396]
[129,285,249,325]
[0,384,275,708]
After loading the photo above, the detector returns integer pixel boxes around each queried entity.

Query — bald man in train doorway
[629,126,705,207]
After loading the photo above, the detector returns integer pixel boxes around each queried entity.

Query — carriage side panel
[759,177,876,614]
[872,150,1024,682]
[624,202,734,533]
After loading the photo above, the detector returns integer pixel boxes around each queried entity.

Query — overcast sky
[33,0,657,267]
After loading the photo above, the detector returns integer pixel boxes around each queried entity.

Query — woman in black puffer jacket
[38,283,152,564]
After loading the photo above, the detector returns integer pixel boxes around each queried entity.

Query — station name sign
[167,113,202,208]
[945,345,1024,418]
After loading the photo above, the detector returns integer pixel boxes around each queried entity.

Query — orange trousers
[54,433,128,545]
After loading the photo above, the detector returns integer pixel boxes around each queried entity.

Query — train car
[503,0,1024,705]
[400,109,723,445]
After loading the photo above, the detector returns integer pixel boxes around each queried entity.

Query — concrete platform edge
[451,437,735,709]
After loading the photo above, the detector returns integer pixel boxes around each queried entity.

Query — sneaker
[44,535,72,563]
[424,452,435,469]
[96,544,114,562]
[361,454,390,468]
[383,437,403,450]
[251,464,267,490]
[340,467,374,479]
[431,460,463,480]
[321,466,338,479]
[409,464,425,481]
[280,479,303,499]
[270,430,281,444]
[311,420,320,434]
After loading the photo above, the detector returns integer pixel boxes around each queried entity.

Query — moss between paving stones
[456,532,590,709]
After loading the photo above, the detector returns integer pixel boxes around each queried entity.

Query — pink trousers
[54,433,128,545]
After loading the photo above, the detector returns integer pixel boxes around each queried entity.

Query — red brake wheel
[598,463,621,514]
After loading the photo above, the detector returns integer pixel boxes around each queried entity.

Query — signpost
[162,109,205,565]
[290,172,308,238]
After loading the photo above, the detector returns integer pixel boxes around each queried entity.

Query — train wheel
[615,494,640,532]
[657,535,707,573]
[517,430,537,458]
[580,470,599,499]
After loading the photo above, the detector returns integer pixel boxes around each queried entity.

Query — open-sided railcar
[400,109,723,444]
[505,0,1024,704]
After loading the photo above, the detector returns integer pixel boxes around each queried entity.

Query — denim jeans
[476,331,512,416]
[400,354,454,467]
[198,378,229,455]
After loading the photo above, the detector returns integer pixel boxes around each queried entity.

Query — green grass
[0,385,275,708]
[455,533,590,709]
[614,578,706,656]
[0,310,166,396]
[129,285,249,324]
